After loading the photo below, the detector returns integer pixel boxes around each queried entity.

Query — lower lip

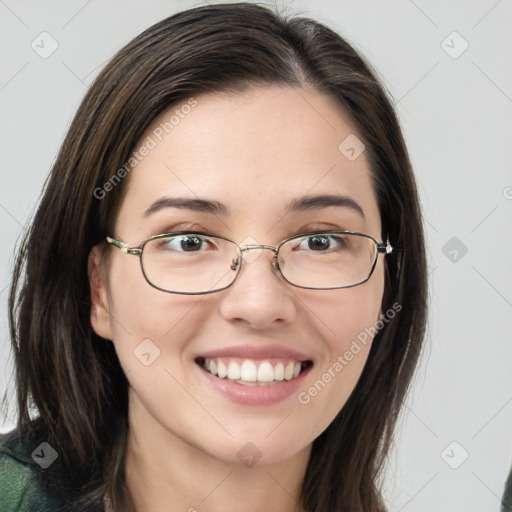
[196,362,313,406]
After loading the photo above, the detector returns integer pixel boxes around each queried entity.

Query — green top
[0,429,103,511]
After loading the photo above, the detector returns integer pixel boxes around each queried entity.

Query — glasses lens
[141,234,240,293]
[278,233,378,289]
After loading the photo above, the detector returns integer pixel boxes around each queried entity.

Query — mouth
[194,356,314,386]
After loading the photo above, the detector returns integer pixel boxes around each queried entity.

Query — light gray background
[1,1,511,510]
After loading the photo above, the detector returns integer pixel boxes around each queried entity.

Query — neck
[123,399,311,512]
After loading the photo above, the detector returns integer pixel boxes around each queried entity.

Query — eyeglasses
[105,231,399,295]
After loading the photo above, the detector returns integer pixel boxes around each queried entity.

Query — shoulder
[0,428,105,512]
[0,428,56,511]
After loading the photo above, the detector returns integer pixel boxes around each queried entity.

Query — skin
[89,85,386,512]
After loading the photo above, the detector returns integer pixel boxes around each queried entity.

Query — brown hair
[7,3,427,511]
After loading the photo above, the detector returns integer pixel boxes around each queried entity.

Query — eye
[296,234,348,252]
[160,234,214,252]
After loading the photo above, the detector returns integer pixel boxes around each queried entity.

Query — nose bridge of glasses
[239,244,278,265]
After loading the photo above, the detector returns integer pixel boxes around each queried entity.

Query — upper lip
[196,344,313,362]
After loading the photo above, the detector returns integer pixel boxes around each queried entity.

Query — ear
[88,244,114,340]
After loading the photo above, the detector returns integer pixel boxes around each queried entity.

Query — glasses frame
[105,231,401,295]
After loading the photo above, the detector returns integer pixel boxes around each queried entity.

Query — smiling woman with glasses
[1,3,426,512]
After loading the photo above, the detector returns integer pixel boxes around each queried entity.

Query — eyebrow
[143,194,364,218]
[287,194,365,218]
[144,197,229,217]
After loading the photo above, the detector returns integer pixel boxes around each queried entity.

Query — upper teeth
[202,357,303,383]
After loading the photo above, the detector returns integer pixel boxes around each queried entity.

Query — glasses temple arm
[105,236,141,255]
[377,238,403,255]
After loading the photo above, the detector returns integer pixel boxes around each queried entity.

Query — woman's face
[90,85,385,466]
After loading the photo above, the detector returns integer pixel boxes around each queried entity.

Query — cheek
[318,261,384,350]
[105,258,210,373]
[294,264,385,435]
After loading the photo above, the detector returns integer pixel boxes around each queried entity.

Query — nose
[219,245,297,329]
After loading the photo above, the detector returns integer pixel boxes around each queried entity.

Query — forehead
[116,85,380,235]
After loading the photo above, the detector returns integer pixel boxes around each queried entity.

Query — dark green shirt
[0,429,103,512]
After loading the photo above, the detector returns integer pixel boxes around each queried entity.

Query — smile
[195,356,313,386]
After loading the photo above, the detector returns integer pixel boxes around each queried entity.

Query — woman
[0,2,427,511]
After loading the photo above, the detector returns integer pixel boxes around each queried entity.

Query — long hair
[6,3,427,511]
